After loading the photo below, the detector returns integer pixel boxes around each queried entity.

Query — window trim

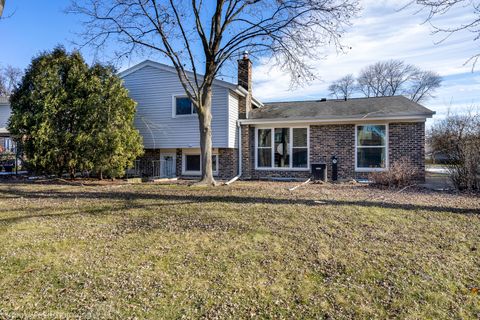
[182,151,219,176]
[254,126,310,171]
[172,95,196,118]
[355,123,389,172]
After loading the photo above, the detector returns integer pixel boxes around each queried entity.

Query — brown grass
[0,181,479,319]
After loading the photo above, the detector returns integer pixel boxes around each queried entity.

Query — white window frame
[172,95,196,118]
[182,151,219,176]
[4,138,12,151]
[355,123,389,172]
[254,126,310,171]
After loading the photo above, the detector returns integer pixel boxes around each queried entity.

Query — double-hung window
[356,124,387,171]
[174,96,197,116]
[256,127,309,169]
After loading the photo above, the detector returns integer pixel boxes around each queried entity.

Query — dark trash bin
[311,163,327,182]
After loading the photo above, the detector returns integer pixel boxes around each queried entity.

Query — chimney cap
[242,51,249,59]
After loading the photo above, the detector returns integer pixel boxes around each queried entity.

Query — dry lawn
[0,180,479,319]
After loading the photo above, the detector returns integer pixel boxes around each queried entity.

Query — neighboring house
[120,55,435,181]
[0,96,14,153]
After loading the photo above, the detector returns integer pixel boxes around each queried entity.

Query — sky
[0,0,478,126]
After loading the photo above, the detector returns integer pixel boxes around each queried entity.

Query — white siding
[122,65,232,149]
[0,103,11,131]
[228,92,239,148]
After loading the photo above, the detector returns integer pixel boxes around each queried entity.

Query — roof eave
[239,114,434,125]
[235,86,264,108]
[119,60,239,91]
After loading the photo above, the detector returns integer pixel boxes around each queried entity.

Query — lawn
[0,181,479,319]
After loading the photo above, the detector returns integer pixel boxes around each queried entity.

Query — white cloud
[251,0,480,120]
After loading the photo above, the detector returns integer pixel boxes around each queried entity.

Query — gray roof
[249,96,435,121]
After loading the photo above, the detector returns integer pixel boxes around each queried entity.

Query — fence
[130,158,176,178]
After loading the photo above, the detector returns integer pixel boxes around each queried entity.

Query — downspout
[224,120,242,185]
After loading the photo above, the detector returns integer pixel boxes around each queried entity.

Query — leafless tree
[428,111,480,190]
[70,0,360,185]
[0,0,5,18]
[407,0,480,69]
[328,74,355,100]
[356,59,441,102]
[0,65,22,96]
[407,70,442,102]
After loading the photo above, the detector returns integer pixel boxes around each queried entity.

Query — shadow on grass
[0,185,478,221]
[0,199,251,233]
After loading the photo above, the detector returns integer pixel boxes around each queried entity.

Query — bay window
[356,124,387,171]
[256,127,309,170]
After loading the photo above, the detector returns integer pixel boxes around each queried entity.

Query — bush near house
[369,157,419,187]
[8,47,143,179]
[428,113,480,190]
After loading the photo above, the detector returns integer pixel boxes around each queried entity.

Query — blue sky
[0,0,478,125]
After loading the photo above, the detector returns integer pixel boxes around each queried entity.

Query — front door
[160,154,176,178]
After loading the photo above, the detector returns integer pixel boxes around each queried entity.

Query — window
[3,138,12,151]
[292,128,308,168]
[257,129,272,167]
[185,155,201,172]
[174,96,197,116]
[256,127,309,170]
[183,153,218,175]
[274,128,290,168]
[356,124,387,171]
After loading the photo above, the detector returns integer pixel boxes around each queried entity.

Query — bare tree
[407,0,480,69]
[0,65,22,96]
[428,111,480,190]
[328,74,355,100]
[356,59,441,102]
[407,70,442,102]
[70,0,360,185]
[0,0,5,18]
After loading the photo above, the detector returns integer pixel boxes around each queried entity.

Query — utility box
[311,163,327,182]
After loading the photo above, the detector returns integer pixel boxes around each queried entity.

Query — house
[120,55,435,181]
[0,96,14,153]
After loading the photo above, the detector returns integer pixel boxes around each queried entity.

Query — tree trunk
[0,0,5,18]
[196,86,217,186]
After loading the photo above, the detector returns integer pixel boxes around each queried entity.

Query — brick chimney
[238,51,252,119]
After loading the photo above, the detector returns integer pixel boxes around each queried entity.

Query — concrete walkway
[421,167,454,191]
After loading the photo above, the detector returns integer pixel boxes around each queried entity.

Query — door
[160,153,176,178]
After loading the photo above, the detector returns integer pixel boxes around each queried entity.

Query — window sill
[182,171,219,176]
[173,114,197,119]
[355,168,388,172]
[255,167,310,172]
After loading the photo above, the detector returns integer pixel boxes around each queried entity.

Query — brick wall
[136,122,426,181]
[176,148,182,177]
[241,122,426,181]
[241,125,253,179]
[310,124,356,180]
[238,57,252,119]
[388,122,426,181]
[218,148,238,179]
[176,148,238,180]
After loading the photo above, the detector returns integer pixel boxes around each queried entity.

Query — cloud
[251,0,480,121]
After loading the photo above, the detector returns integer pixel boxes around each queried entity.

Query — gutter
[224,120,242,185]
[238,114,435,125]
